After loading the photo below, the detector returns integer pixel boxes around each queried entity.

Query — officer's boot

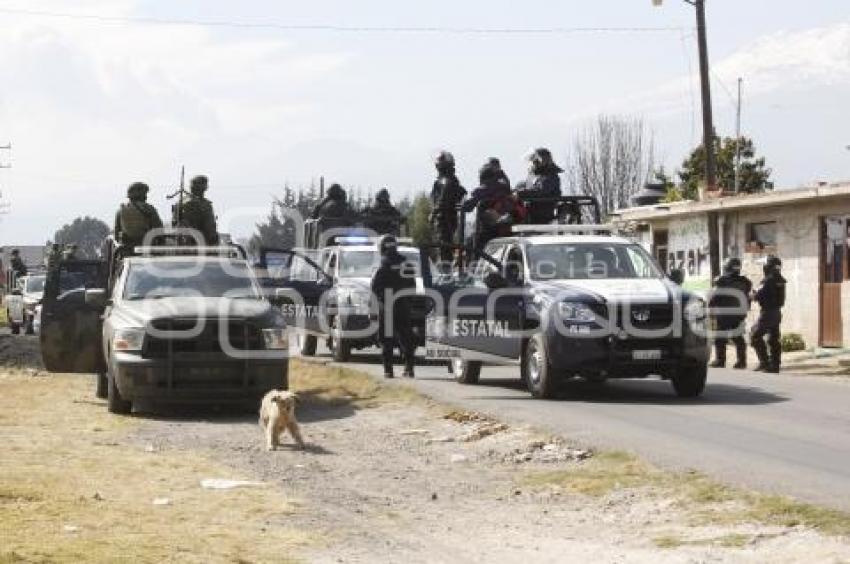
[752,339,769,372]
[768,338,782,374]
[733,339,747,370]
[710,342,726,368]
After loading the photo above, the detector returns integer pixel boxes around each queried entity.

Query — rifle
[166,166,188,227]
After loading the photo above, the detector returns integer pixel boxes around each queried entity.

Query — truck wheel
[95,372,108,399]
[671,365,707,398]
[10,321,20,335]
[24,318,35,335]
[524,335,557,399]
[453,358,481,384]
[107,369,132,414]
[297,333,317,356]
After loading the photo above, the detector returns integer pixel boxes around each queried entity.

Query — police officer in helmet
[709,257,753,369]
[515,147,563,225]
[370,235,418,379]
[9,248,27,278]
[362,188,402,235]
[176,175,218,245]
[115,182,164,250]
[311,183,351,220]
[462,159,516,256]
[430,151,466,266]
[751,255,786,373]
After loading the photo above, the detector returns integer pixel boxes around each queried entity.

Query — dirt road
[2,335,850,563]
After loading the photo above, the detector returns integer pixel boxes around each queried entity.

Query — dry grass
[521,449,850,538]
[653,532,753,549]
[0,371,309,563]
[289,359,421,408]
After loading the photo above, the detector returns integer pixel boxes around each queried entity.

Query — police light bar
[134,246,241,258]
[511,224,616,235]
[336,236,415,246]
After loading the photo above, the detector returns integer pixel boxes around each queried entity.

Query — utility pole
[734,77,742,195]
[654,0,720,277]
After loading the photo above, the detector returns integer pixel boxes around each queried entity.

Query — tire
[107,369,132,414]
[452,358,482,384]
[297,333,317,357]
[671,364,707,398]
[524,334,557,399]
[95,372,108,399]
[10,322,20,335]
[24,318,34,335]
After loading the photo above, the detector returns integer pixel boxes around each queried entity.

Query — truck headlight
[557,302,596,322]
[262,328,289,350]
[113,328,145,351]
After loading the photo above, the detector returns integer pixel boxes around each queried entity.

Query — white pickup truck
[5,273,46,334]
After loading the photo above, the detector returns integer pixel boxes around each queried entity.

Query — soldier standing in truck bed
[176,175,218,245]
[515,147,563,225]
[115,182,164,250]
[9,249,27,278]
[430,151,466,265]
[362,188,402,235]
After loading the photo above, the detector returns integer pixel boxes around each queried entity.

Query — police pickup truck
[424,224,709,399]
[40,240,289,414]
[5,272,45,334]
[257,237,429,362]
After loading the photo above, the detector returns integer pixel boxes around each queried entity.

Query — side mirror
[483,271,509,290]
[668,268,685,286]
[84,288,108,308]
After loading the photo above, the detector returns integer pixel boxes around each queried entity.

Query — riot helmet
[127,182,149,200]
[764,254,782,275]
[190,175,208,195]
[375,188,391,204]
[724,257,742,275]
[434,151,456,175]
[327,183,346,201]
[378,234,397,256]
[526,147,564,174]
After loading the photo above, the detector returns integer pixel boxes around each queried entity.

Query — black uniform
[516,165,562,225]
[10,254,27,278]
[709,270,753,368]
[311,184,351,220]
[430,173,466,264]
[362,190,402,235]
[463,165,514,256]
[751,267,786,372]
[371,242,417,378]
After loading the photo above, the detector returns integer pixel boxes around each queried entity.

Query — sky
[0,0,848,244]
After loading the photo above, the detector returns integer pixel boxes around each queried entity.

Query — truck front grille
[143,319,263,358]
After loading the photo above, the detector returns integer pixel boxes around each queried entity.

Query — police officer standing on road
[362,188,402,235]
[515,147,563,225]
[115,182,164,250]
[176,175,218,245]
[709,257,753,369]
[751,255,786,373]
[430,151,466,266]
[370,235,417,379]
[9,249,27,278]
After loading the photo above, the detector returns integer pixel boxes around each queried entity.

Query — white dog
[259,390,305,451]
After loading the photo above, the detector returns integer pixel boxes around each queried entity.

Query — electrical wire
[0,7,688,35]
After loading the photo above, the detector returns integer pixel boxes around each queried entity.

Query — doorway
[820,216,846,347]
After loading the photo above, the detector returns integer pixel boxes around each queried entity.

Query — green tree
[248,205,296,254]
[678,135,772,199]
[407,193,433,247]
[53,216,110,259]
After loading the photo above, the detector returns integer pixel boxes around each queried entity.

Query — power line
[0,7,688,35]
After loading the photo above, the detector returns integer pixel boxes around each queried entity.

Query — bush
[780,333,806,353]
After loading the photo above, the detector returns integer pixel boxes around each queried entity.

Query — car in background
[258,238,430,362]
[5,274,45,334]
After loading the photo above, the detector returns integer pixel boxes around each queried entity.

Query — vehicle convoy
[423,201,709,399]
[257,237,429,362]
[40,238,290,414]
[5,273,45,335]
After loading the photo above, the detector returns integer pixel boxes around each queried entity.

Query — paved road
[304,345,850,511]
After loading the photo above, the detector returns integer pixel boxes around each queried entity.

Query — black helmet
[724,257,742,273]
[190,175,208,194]
[486,157,502,170]
[765,255,782,269]
[378,234,397,256]
[327,183,346,201]
[375,188,390,204]
[479,160,500,183]
[434,151,456,173]
[127,182,149,198]
[11,248,19,255]
[527,147,564,174]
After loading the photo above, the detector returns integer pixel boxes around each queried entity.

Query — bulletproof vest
[119,202,157,244]
[757,273,786,310]
[433,175,465,210]
[711,273,752,312]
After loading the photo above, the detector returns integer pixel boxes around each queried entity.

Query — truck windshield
[124,261,259,300]
[338,249,420,279]
[527,243,663,281]
[25,276,45,293]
